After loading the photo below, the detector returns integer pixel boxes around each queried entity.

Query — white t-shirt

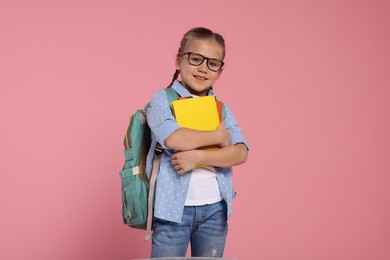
[183,94,223,206]
[185,166,223,206]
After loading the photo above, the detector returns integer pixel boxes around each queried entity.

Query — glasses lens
[207,59,223,71]
[188,53,204,65]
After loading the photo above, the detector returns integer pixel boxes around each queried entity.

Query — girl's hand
[216,121,231,147]
[171,150,201,174]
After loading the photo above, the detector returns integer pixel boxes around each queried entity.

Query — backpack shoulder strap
[221,103,226,121]
[165,87,180,104]
[145,144,162,241]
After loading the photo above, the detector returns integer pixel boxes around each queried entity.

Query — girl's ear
[175,57,181,71]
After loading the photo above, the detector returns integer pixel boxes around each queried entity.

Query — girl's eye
[209,61,218,68]
[191,57,202,63]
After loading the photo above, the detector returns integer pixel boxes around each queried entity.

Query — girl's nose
[197,61,208,73]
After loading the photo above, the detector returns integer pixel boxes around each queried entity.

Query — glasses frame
[183,52,224,72]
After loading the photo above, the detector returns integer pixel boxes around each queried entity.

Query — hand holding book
[215,121,231,148]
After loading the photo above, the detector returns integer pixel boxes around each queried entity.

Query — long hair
[167,27,226,88]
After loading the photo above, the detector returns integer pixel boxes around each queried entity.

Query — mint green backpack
[119,88,179,241]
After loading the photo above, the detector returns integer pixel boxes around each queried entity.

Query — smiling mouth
[194,75,207,81]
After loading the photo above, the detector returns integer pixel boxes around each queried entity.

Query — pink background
[1,1,389,259]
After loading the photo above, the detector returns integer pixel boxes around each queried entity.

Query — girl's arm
[165,121,231,151]
[171,143,248,174]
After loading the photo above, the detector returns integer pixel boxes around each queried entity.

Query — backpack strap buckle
[154,143,163,156]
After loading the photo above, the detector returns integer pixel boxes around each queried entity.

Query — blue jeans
[151,200,228,258]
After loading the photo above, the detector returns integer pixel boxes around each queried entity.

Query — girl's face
[176,39,224,96]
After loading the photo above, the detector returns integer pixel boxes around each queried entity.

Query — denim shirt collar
[171,80,215,97]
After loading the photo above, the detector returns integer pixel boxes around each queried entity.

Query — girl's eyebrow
[188,52,223,61]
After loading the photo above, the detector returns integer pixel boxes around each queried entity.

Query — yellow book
[171,95,220,131]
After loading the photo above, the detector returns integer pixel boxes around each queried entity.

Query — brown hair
[167,27,226,88]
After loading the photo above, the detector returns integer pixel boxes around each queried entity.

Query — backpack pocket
[120,167,148,229]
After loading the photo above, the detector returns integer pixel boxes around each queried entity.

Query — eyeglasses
[183,52,224,72]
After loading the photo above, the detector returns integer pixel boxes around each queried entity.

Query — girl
[146,27,249,258]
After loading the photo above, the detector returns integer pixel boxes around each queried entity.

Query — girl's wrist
[194,149,205,165]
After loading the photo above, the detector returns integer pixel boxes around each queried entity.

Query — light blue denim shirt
[146,80,248,223]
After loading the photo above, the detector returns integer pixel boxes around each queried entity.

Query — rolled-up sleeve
[146,89,181,148]
[223,104,249,150]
